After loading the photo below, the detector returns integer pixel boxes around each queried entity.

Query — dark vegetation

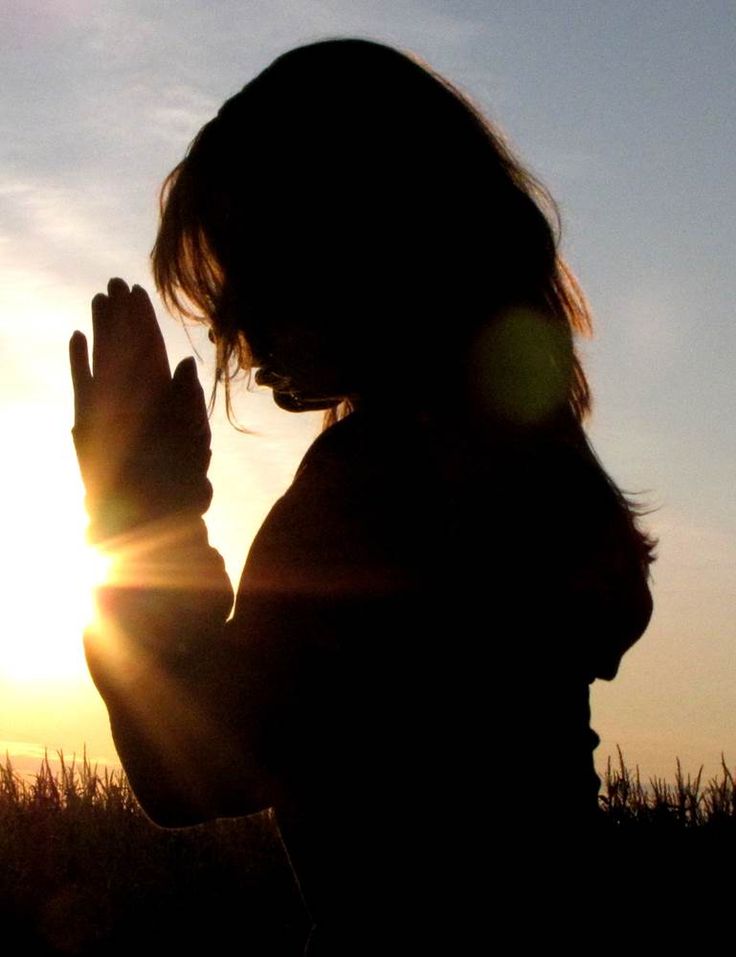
[1,748,734,954]
[601,746,736,829]
[0,752,309,955]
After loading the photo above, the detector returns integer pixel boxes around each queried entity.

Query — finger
[103,277,132,347]
[172,357,211,438]
[173,357,207,407]
[107,276,130,297]
[130,284,170,381]
[91,291,111,379]
[172,355,197,385]
[105,277,137,343]
[95,280,170,388]
[69,331,93,424]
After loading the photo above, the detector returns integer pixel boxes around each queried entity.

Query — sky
[1,0,734,785]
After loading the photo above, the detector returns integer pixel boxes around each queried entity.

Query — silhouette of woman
[70,39,654,953]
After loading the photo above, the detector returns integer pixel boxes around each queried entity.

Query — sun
[0,513,113,684]
[0,417,115,684]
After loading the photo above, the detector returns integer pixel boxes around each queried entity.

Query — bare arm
[70,279,277,825]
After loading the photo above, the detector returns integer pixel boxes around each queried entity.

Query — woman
[71,38,654,953]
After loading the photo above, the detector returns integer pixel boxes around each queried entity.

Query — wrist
[89,511,234,662]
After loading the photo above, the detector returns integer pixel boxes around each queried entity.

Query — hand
[70,278,213,540]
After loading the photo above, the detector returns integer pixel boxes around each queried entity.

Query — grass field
[1,749,734,953]
[0,751,310,954]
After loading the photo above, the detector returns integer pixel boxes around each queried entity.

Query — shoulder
[238,411,424,603]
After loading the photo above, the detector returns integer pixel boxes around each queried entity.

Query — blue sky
[1,0,734,779]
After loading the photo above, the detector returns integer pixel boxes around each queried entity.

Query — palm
[70,278,212,539]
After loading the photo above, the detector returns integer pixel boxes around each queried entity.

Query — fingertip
[107,277,130,296]
[69,330,88,356]
[69,331,91,386]
[173,355,198,382]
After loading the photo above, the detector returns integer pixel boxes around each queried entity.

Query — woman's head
[152,37,592,423]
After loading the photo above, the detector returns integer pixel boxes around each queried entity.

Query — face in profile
[222,247,373,412]
[252,321,359,412]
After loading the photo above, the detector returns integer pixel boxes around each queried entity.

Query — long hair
[151,37,655,566]
[152,38,592,422]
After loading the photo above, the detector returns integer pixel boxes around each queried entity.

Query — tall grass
[600,746,736,829]
[0,750,309,955]
[0,749,136,815]
[1,748,735,952]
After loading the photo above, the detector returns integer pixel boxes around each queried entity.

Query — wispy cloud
[0,172,136,312]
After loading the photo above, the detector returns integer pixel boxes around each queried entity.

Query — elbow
[125,767,266,828]
[120,759,217,828]
[136,789,275,830]
[116,733,277,828]
[137,795,214,830]
[97,659,278,826]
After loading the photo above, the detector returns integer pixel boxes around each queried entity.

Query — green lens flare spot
[469,307,572,424]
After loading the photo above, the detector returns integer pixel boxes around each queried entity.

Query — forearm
[88,512,233,663]
[84,511,269,825]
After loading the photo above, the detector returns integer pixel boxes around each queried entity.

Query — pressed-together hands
[70,278,213,540]
[70,283,241,824]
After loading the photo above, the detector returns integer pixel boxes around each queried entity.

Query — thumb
[172,357,211,438]
[172,355,197,383]
[69,331,93,428]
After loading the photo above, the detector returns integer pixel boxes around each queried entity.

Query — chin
[273,390,340,413]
